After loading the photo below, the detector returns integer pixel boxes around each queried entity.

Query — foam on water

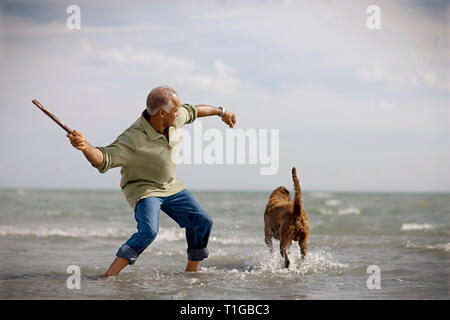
[325,199,341,206]
[0,225,264,246]
[198,247,349,278]
[155,230,266,245]
[210,236,261,245]
[401,223,436,231]
[250,247,349,276]
[405,241,450,252]
[318,206,361,216]
[337,207,361,215]
[153,227,185,242]
[0,225,131,238]
[0,225,186,241]
[0,224,264,249]
[309,192,333,199]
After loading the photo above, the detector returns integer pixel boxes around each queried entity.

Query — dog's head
[270,186,291,201]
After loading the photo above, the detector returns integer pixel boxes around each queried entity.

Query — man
[67,86,236,276]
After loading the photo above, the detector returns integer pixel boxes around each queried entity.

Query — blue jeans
[116,189,213,265]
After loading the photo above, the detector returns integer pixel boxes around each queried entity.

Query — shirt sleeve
[93,132,135,173]
[176,103,198,127]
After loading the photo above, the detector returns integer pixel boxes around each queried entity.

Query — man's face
[163,94,180,127]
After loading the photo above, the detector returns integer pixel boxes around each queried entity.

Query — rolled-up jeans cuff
[116,244,139,265]
[187,248,209,261]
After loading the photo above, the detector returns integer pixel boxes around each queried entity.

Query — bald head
[146,86,179,116]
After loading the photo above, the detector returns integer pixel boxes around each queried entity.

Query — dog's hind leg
[264,225,273,252]
[299,236,308,260]
[280,238,292,268]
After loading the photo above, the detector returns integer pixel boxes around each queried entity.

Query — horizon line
[1,187,449,194]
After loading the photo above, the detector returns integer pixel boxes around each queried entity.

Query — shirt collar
[140,109,161,140]
[140,109,175,143]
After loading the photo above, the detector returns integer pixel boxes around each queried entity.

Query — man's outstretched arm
[66,129,104,166]
[195,104,236,128]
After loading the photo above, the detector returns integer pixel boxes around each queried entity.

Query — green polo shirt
[94,104,197,209]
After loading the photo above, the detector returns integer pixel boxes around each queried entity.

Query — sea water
[0,189,448,299]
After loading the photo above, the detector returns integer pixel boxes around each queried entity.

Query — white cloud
[0,12,160,36]
[177,60,241,94]
[187,1,449,92]
[80,42,242,95]
[359,64,397,83]
[86,43,196,72]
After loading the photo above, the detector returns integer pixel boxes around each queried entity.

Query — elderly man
[67,86,236,276]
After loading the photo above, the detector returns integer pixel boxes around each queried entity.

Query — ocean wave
[0,225,187,241]
[401,223,436,231]
[318,207,361,216]
[0,225,133,239]
[154,228,185,242]
[318,208,334,215]
[325,199,341,206]
[309,192,333,199]
[0,225,262,245]
[210,236,261,245]
[43,210,63,217]
[17,189,27,195]
[155,230,262,245]
[405,241,450,252]
[338,207,361,215]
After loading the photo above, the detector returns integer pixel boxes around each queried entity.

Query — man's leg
[161,189,213,272]
[104,256,129,277]
[104,197,161,277]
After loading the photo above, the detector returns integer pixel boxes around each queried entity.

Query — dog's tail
[292,167,303,217]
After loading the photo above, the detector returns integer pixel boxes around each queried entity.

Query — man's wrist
[81,142,92,153]
[218,106,226,117]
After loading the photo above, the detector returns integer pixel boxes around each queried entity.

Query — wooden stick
[32,99,74,135]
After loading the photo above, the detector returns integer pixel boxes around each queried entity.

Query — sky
[0,0,449,192]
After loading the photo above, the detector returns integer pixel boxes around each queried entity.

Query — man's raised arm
[66,129,104,167]
[195,104,236,128]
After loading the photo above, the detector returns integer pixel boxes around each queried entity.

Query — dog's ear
[281,187,290,194]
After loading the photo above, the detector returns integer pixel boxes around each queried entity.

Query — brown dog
[264,167,309,268]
